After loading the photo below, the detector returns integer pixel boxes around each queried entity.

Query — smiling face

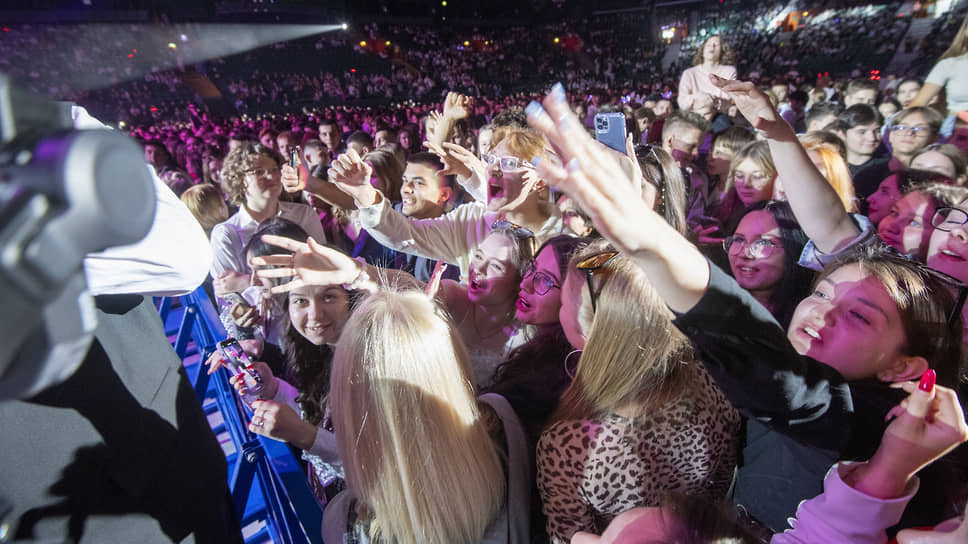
[927,198,968,282]
[867,174,903,225]
[877,191,934,260]
[844,122,881,160]
[484,140,529,212]
[400,162,448,219]
[467,233,521,306]
[732,158,775,206]
[288,285,352,346]
[787,263,908,380]
[516,245,563,325]
[728,210,785,300]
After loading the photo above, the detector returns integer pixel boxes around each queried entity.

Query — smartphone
[594,112,627,153]
[289,147,300,169]
[221,292,246,306]
[216,338,265,399]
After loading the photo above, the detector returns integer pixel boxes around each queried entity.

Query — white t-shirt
[926,54,968,113]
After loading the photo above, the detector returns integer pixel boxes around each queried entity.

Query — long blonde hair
[331,290,505,544]
[941,11,968,60]
[554,243,694,421]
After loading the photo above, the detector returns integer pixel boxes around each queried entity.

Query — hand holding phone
[216,338,266,404]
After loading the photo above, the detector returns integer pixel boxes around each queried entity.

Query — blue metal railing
[158,287,324,544]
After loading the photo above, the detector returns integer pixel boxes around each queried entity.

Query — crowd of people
[5,0,968,542]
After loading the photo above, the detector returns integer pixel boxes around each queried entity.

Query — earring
[564,349,581,380]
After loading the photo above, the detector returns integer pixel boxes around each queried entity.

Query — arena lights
[554,37,560,44]
[464,40,470,46]
[341,23,348,30]
[168,42,176,49]
[441,0,447,5]
[360,40,367,47]
[385,41,390,45]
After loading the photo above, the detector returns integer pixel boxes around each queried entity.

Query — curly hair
[691,34,735,66]
[219,141,284,206]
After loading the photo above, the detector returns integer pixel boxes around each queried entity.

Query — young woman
[877,182,964,261]
[525,83,965,531]
[538,242,740,542]
[325,289,530,544]
[911,143,967,184]
[724,201,813,328]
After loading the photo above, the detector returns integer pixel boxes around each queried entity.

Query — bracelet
[342,257,370,291]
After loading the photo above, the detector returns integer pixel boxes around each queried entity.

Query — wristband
[342,257,370,291]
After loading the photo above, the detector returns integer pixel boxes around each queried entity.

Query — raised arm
[711,76,860,254]
[525,84,710,313]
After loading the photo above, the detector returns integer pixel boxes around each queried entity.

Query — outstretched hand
[442,91,472,120]
[524,84,657,256]
[251,235,362,293]
[328,149,378,206]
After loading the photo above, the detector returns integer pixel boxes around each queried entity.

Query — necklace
[471,305,512,343]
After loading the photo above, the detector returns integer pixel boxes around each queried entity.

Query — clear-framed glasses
[245,166,281,178]
[483,154,532,173]
[732,170,770,185]
[576,250,619,313]
[723,236,780,259]
[931,207,968,232]
[890,124,931,135]
[491,220,538,257]
[522,266,560,295]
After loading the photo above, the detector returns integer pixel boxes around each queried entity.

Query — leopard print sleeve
[537,420,599,543]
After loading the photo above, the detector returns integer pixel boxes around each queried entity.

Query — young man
[834,105,885,178]
[373,126,397,149]
[346,130,373,157]
[318,119,345,156]
[842,78,879,108]
[661,111,712,233]
[395,153,461,283]
[804,102,843,133]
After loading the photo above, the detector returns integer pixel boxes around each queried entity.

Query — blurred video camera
[0,72,155,400]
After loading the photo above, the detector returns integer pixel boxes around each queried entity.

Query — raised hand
[442,91,472,120]
[251,234,363,293]
[328,149,379,207]
[524,84,656,256]
[280,145,308,193]
[709,75,786,136]
[213,270,250,298]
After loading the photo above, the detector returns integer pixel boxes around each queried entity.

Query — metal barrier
[158,287,324,544]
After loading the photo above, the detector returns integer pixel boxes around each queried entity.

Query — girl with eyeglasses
[525,82,966,531]
[537,240,740,543]
[724,201,813,328]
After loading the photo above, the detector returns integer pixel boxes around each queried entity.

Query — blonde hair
[490,126,549,163]
[331,290,505,544]
[724,140,777,195]
[180,184,229,236]
[800,135,858,212]
[941,11,968,60]
[555,242,694,421]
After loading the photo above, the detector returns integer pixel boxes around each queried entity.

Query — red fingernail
[919,369,936,392]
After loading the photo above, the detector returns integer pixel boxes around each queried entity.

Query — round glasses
[483,154,531,173]
[931,207,968,232]
[723,236,780,259]
[522,266,560,296]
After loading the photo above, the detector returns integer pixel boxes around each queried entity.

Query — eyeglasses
[723,236,780,259]
[522,266,560,295]
[483,154,532,173]
[491,220,537,257]
[245,166,281,178]
[733,171,771,185]
[931,207,968,232]
[881,248,968,331]
[890,124,931,136]
[576,251,618,313]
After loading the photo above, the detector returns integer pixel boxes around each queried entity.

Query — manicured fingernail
[919,369,936,392]
[525,101,547,119]
[551,82,566,103]
[531,156,542,167]
[566,158,580,172]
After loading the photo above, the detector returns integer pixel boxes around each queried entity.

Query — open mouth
[802,326,822,342]
[516,296,531,312]
[488,180,505,201]
[939,248,966,262]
